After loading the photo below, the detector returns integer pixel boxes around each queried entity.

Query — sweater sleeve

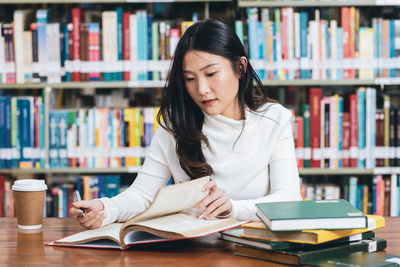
[230,110,302,221]
[99,127,173,226]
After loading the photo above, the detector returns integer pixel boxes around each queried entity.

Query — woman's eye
[207,72,217,77]
[185,77,194,81]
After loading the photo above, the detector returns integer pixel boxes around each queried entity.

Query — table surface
[0,217,399,267]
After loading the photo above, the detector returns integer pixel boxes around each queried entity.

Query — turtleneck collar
[202,107,257,134]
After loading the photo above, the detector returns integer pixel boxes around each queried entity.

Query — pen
[74,190,86,217]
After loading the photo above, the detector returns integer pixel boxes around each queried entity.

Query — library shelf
[0,167,140,175]
[4,78,400,89]
[262,79,377,87]
[0,0,231,3]
[1,167,400,175]
[238,0,400,8]
[298,168,375,175]
[0,81,166,89]
[299,167,400,175]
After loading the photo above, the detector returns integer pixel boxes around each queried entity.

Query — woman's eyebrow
[183,63,219,73]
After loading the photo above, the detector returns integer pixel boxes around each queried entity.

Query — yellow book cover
[154,107,160,131]
[241,215,384,245]
[82,176,91,201]
[134,108,142,166]
[124,108,135,167]
[181,21,194,35]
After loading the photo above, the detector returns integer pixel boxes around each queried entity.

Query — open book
[47,177,242,250]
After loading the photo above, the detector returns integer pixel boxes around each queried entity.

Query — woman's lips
[201,99,217,105]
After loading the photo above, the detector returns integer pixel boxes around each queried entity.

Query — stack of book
[221,199,392,266]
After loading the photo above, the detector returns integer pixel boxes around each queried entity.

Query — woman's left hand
[196,180,232,220]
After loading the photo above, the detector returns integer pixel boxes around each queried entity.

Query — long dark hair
[158,18,275,179]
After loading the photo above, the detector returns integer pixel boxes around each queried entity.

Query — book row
[1,8,196,84]
[300,174,400,217]
[292,87,400,169]
[49,106,160,169]
[3,88,400,170]
[0,175,122,218]
[0,95,160,169]
[236,7,400,80]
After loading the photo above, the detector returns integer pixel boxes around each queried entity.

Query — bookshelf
[2,167,400,175]
[238,0,400,8]
[0,167,140,174]
[235,1,400,217]
[0,0,231,3]
[0,0,237,218]
[0,81,166,89]
[1,0,400,218]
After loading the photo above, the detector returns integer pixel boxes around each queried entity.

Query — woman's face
[182,50,243,120]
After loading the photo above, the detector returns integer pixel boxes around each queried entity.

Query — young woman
[71,19,302,229]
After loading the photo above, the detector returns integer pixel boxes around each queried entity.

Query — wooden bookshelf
[238,0,400,7]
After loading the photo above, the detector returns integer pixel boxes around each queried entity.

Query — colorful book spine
[122,12,130,81]
[357,88,366,168]
[310,88,322,168]
[116,7,124,81]
[88,23,100,81]
[137,11,148,80]
[72,8,83,82]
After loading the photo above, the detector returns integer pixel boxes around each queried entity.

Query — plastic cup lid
[12,179,48,191]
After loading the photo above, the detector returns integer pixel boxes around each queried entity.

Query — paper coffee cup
[12,179,48,231]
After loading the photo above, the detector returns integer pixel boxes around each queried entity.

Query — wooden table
[0,217,399,266]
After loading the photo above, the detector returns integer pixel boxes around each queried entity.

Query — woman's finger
[196,188,223,211]
[199,193,229,219]
[70,207,83,217]
[207,201,232,220]
[79,209,100,224]
[202,180,216,192]
[82,211,104,229]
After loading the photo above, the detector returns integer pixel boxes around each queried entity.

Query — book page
[54,223,123,246]
[125,212,240,238]
[125,176,210,225]
[124,230,164,245]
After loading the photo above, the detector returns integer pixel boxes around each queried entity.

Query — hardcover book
[47,177,242,250]
[221,229,305,251]
[241,215,384,244]
[235,238,386,265]
[221,228,374,251]
[255,199,367,231]
[306,251,400,267]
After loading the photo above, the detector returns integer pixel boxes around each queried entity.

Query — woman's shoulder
[153,123,175,143]
[253,102,292,126]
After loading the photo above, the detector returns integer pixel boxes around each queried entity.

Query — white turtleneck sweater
[100,102,302,226]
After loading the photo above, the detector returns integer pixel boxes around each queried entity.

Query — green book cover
[151,22,159,81]
[11,97,18,168]
[306,251,400,267]
[235,238,387,266]
[302,104,311,168]
[255,199,367,231]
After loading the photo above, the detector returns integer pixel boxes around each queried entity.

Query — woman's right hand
[70,199,106,229]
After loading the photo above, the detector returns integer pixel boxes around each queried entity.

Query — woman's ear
[236,56,248,78]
